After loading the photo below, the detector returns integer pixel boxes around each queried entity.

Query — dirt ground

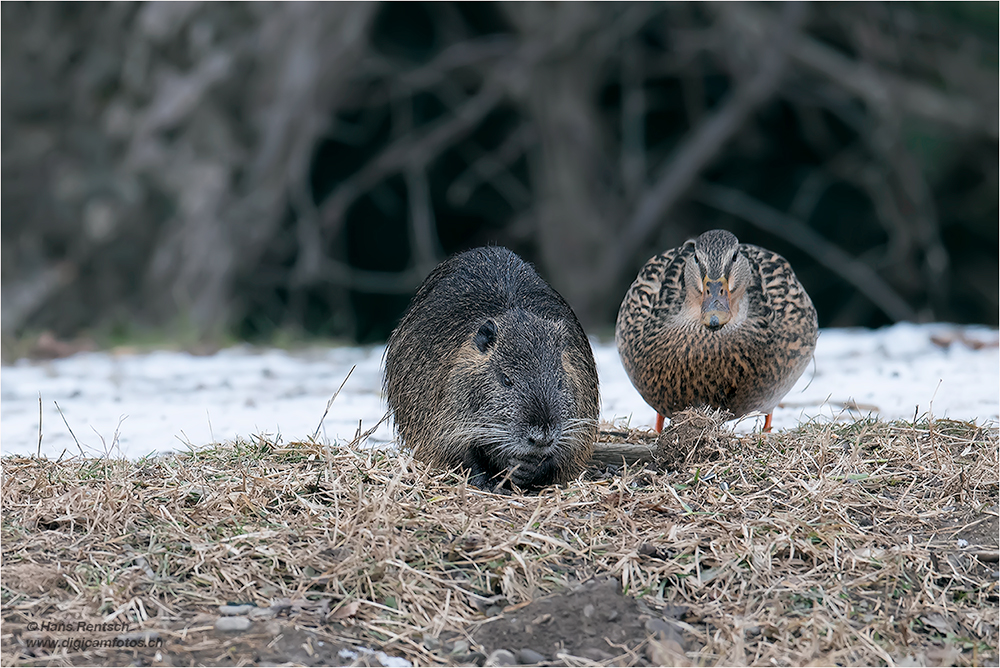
[8,531,997,668]
[470,577,692,665]
[9,578,693,666]
[3,416,998,667]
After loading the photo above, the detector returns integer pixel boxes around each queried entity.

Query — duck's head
[683,229,752,330]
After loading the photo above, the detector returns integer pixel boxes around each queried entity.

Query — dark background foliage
[2,1,997,348]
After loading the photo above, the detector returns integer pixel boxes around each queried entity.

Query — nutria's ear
[473,320,498,353]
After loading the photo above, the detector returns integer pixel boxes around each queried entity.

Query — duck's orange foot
[762,413,773,433]
[655,413,665,433]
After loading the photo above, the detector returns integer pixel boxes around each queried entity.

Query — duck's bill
[701,279,732,328]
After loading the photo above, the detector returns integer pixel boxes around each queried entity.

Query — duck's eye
[501,373,513,388]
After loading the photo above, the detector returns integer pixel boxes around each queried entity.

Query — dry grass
[2,413,998,666]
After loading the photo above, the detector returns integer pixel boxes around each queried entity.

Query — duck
[615,229,818,433]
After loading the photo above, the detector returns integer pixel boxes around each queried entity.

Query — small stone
[214,616,251,632]
[637,543,657,556]
[248,607,276,620]
[516,648,546,664]
[661,604,689,619]
[645,617,684,645]
[451,640,470,656]
[117,630,160,643]
[472,595,508,613]
[646,638,686,666]
[269,598,293,612]
[581,648,614,662]
[486,649,517,666]
[645,618,670,635]
[218,604,255,616]
[957,539,969,548]
[606,610,618,622]
[583,604,595,618]
[422,634,441,651]
[465,652,487,667]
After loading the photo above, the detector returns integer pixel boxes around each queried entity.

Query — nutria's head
[443,308,596,490]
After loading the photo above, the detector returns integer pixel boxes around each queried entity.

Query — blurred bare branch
[694,182,918,322]
[319,76,507,235]
[620,38,647,200]
[447,124,536,208]
[776,9,999,140]
[405,166,440,275]
[607,3,808,297]
[313,261,425,294]
[396,36,517,92]
[2,1,996,341]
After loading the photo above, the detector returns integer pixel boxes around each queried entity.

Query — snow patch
[2,324,997,460]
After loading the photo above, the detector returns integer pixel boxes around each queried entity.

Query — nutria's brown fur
[384,247,599,491]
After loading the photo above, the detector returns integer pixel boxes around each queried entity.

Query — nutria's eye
[473,320,497,353]
[501,373,513,388]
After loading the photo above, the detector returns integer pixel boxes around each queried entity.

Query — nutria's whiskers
[556,418,597,451]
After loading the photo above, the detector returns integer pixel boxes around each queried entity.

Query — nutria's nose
[526,426,558,450]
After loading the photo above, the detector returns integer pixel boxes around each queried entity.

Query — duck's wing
[617,243,694,331]
[741,243,817,342]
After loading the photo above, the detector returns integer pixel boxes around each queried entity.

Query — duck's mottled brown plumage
[616,229,818,422]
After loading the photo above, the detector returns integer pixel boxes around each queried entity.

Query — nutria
[383,247,599,491]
